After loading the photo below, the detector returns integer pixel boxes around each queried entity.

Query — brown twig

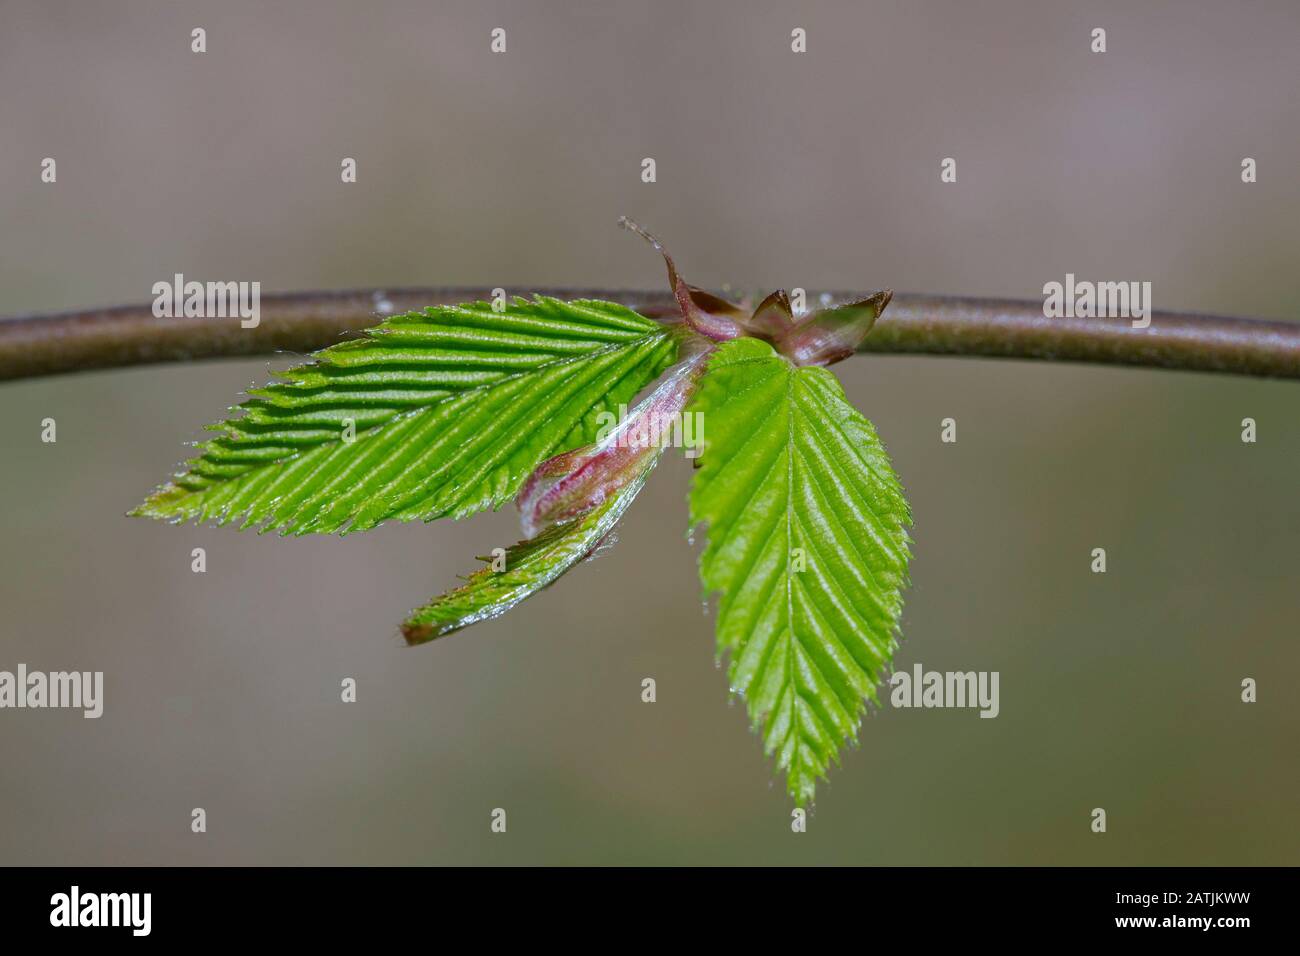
[1,288,1297,381]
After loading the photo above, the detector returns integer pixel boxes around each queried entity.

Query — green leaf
[687,337,912,805]
[402,465,654,645]
[132,297,678,534]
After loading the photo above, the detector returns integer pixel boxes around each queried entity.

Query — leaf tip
[400,620,438,646]
[130,484,185,521]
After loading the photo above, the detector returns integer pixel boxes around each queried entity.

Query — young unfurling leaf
[687,337,912,805]
[401,467,654,644]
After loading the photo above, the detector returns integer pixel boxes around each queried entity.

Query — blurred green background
[1,0,1296,865]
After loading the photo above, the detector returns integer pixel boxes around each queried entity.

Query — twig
[1,288,1297,381]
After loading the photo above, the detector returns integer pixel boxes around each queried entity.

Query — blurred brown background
[1,0,1296,865]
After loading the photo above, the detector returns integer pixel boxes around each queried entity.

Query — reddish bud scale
[618,217,892,366]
